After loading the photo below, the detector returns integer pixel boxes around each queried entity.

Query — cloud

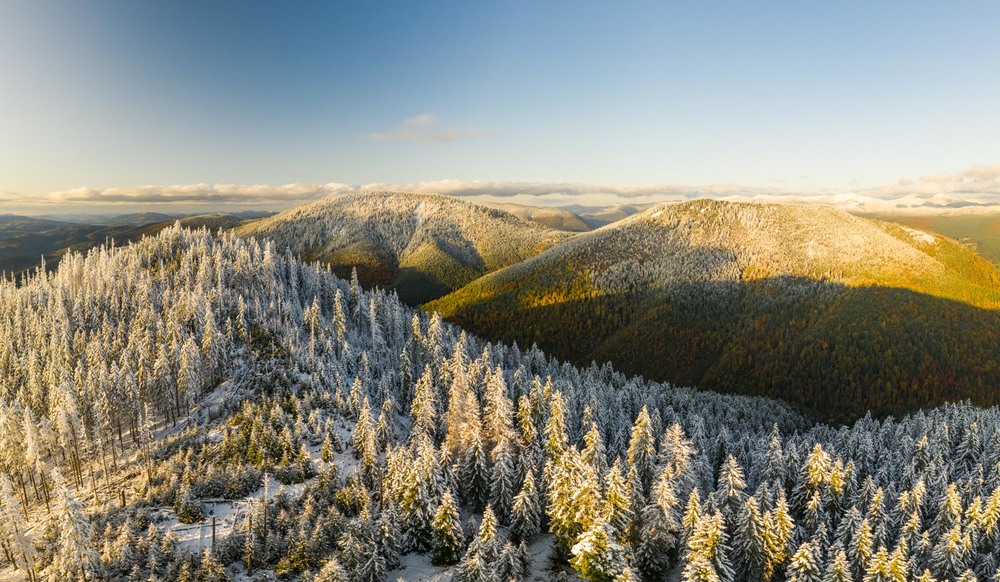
[364,114,487,142]
[7,163,1000,215]
[861,164,1000,201]
[0,183,357,209]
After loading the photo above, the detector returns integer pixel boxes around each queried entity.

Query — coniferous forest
[0,224,999,581]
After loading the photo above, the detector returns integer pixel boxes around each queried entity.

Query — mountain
[575,203,651,229]
[236,191,571,304]
[481,202,592,232]
[428,199,1000,422]
[0,212,264,274]
[859,211,1000,267]
[0,215,129,273]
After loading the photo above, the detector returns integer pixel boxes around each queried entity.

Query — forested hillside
[0,213,261,274]
[2,225,1000,581]
[429,199,1000,422]
[235,192,571,305]
[859,212,1000,268]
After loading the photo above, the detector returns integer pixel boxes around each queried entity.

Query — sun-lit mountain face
[428,199,1000,422]
[235,191,572,305]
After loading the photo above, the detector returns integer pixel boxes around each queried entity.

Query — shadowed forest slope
[428,199,1000,422]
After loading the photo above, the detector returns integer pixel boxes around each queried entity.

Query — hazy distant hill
[0,212,266,273]
[573,203,651,228]
[236,191,571,304]
[859,211,1000,267]
[481,202,592,232]
[429,199,1000,421]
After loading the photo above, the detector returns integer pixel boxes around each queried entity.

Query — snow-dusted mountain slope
[429,199,1000,422]
[235,192,571,305]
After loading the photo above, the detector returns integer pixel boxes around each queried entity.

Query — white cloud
[6,163,1000,216]
[364,114,487,142]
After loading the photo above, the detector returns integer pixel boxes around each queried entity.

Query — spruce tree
[432,490,465,565]
[732,496,766,582]
[511,471,542,543]
[490,442,517,523]
[570,515,626,582]
[460,434,490,511]
[787,542,822,582]
[626,407,657,497]
[313,554,347,582]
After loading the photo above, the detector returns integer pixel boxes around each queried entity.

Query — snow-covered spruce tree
[682,509,733,582]
[313,554,347,582]
[173,482,203,524]
[510,470,542,543]
[731,496,766,582]
[787,541,822,582]
[432,489,465,565]
[489,441,517,523]
[571,514,626,582]
[51,471,98,581]
[0,473,36,581]
[626,406,657,498]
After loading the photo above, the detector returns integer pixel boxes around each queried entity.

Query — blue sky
[2,1,1000,213]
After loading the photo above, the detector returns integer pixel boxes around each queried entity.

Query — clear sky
[2,1,1000,213]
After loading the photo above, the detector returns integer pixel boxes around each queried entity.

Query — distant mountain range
[0,211,273,274]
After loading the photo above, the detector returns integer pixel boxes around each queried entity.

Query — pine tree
[511,471,542,543]
[483,366,515,456]
[711,455,746,518]
[544,391,569,459]
[787,542,822,582]
[496,540,526,582]
[455,550,497,582]
[469,505,501,564]
[0,474,35,581]
[548,448,603,557]
[762,491,794,581]
[732,496,766,582]
[604,460,633,542]
[683,510,733,582]
[352,396,378,479]
[196,549,231,582]
[432,490,465,565]
[822,548,851,582]
[636,499,677,581]
[53,472,98,581]
[850,518,875,577]
[314,554,347,582]
[931,523,969,581]
[582,422,609,478]
[490,442,517,523]
[410,366,438,443]
[571,515,626,582]
[461,434,491,511]
[626,406,657,497]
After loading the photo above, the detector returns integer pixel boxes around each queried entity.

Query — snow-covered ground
[387,534,583,582]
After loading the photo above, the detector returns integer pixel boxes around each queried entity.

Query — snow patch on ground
[901,225,936,245]
[387,534,582,582]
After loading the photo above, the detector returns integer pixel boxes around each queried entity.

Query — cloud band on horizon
[4,164,1000,214]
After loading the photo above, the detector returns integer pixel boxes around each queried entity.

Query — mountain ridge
[235,191,572,304]
[427,198,1000,421]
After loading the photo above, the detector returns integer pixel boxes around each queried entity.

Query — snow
[900,225,936,244]
[387,534,583,582]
